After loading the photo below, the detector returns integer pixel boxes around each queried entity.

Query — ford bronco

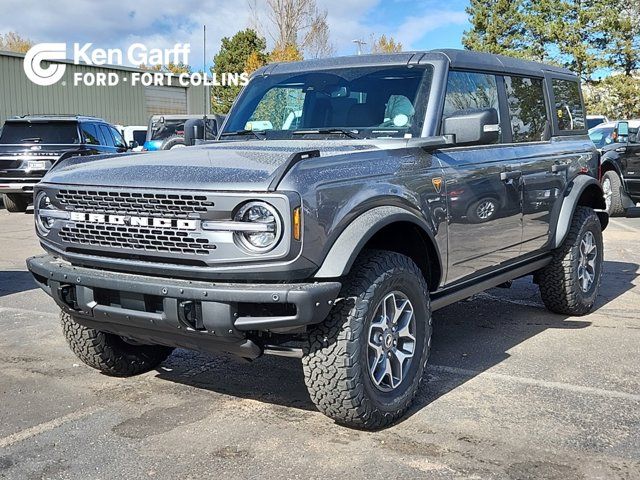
[27,50,607,428]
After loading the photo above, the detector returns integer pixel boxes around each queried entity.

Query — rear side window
[133,130,146,145]
[81,123,100,145]
[99,125,115,147]
[552,79,585,131]
[443,71,501,143]
[505,76,549,142]
[110,127,126,149]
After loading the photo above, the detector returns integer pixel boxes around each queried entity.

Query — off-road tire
[536,206,603,315]
[61,311,174,376]
[303,250,431,429]
[160,135,186,150]
[602,170,625,217]
[2,193,29,213]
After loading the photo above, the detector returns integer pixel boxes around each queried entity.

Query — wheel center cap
[384,332,394,349]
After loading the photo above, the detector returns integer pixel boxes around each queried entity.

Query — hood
[41,140,382,191]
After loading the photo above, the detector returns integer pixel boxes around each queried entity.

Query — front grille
[55,189,215,218]
[59,222,217,256]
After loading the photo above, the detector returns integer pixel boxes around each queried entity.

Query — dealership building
[0,50,209,126]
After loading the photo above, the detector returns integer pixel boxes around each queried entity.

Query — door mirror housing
[183,116,224,146]
[443,108,500,146]
[128,140,139,150]
[617,121,629,137]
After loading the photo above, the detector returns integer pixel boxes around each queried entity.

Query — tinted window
[150,120,186,141]
[552,79,585,131]
[588,126,615,148]
[0,121,80,144]
[133,130,146,145]
[443,71,500,142]
[505,76,548,142]
[110,127,126,149]
[99,125,115,147]
[81,123,100,145]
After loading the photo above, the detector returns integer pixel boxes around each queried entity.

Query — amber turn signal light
[293,207,302,241]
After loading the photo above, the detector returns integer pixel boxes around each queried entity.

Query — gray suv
[27,50,607,429]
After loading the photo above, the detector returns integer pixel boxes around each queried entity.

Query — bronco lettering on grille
[69,212,197,230]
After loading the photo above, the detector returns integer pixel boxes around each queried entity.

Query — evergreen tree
[211,29,267,114]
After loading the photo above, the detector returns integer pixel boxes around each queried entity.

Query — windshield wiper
[20,137,42,143]
[292,129,361,139]
[220,130,265,140]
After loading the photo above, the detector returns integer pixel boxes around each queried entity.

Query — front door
[436,71,523,283]
[619,130,640,200]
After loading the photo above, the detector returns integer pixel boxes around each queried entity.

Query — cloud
[393,10,468,50]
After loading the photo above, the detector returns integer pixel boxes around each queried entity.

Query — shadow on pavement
[0,270,38,297]
[153,260,638,424]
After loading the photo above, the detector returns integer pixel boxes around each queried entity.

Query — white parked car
[117,125,147,151]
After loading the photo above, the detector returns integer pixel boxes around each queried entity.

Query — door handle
[500,170,522,181]
[615,147,627,153]
[551,163,569,173]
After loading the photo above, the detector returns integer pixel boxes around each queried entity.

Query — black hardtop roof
[7,114,107,123]
[255,48,575,79]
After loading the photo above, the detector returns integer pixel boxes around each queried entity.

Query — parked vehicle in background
[587,115,609,129]
[27,50,607,428]
[143,115,213,151]
[0,115,127,212]
[119,125,147,151]
[593,120,640,215]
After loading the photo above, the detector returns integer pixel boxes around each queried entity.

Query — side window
[505,76,549,142]
[552,79,585,131]
[110,127,126,149]
[81,123,100,145]
[99,125,115,147]
[443,71,500,142]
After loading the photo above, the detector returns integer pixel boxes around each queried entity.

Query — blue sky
[0,0,472,69]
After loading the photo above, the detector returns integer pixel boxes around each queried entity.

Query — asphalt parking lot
[0,209,639,480]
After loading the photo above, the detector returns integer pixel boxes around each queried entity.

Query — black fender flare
[552,175,607,249]
[312,205,442,281]
[600,157,624,181]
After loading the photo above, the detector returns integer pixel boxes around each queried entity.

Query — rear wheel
[536,206,603,315]
[303,250,431,429]
[2,193,29,213]
[61,311,173,376]
[601,171,625,217]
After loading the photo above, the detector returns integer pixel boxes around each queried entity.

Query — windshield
[223,65,433,139]
[0,121,80,144]
[147,119,186,141]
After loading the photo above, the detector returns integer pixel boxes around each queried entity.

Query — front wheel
[2,193,29,213]
[601,171,625,217]
[536,206,603,315]
[303,250,431,429]
[61,311,174,376]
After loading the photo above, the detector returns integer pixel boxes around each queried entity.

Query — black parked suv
[0,115,127,212]
[589,120,640,215]
[27,50,607,428]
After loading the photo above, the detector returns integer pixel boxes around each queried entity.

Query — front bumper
[27,254,341,358]
[0,180,38,193]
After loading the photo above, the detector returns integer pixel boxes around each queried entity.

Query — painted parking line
[608,218,640,233]
[0,406,101,449]
[429,364,640,402]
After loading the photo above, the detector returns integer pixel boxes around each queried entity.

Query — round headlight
[233,201,282,252]
[35,192,55,235]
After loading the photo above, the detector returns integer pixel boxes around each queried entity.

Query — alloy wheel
[367,292,416,392]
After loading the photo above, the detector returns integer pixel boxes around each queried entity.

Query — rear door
[506,75,567,255]
[435,71,524,283]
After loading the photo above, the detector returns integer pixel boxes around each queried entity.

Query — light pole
[353,39,367,55]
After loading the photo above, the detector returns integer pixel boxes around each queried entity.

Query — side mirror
[128,140,139,150]
[443,108,500,145]
[184,117,222,146]
[617,121,629,137]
